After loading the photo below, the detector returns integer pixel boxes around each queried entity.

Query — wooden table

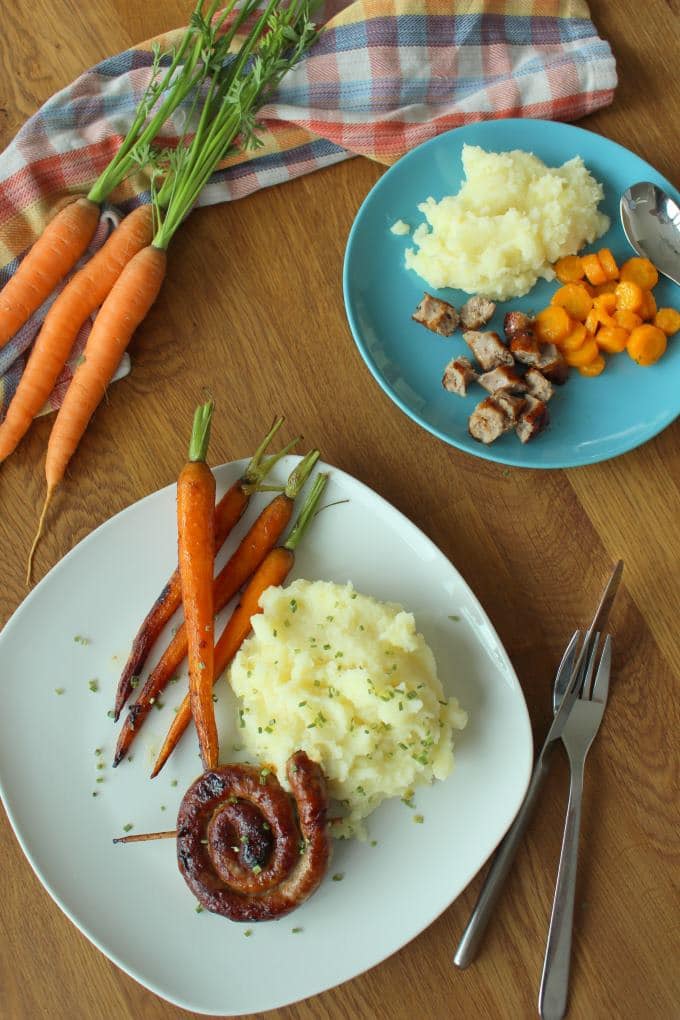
[1,2,678,1017]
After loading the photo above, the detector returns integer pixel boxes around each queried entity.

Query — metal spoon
[620,182,680,286]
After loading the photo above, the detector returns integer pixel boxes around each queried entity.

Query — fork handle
[453,745,555,968]
[538,760,585,1020]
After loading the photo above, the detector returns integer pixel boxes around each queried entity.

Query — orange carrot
[178,400,217,771]
[111,417,296,720]
[150,472,328,777]
[27,245,167,583]
[0,206,154,463]
[0,198,101,349]
[112,450,319,766]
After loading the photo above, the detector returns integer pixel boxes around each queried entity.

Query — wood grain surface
[1,2,679,1018]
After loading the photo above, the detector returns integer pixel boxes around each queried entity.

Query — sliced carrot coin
[551,284,592,322]
[581,253,607,286]
[565,337,599,366]
[535,305,573,344]
[626,324,667,366]
[595,326,629,354]
[654,307,680,336]
[597,248,619,281]
[554,255,585,283]
[620,257,658,290]
[579,354,606,377]
[615,280,644,313]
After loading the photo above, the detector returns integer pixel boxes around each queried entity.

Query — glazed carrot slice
[554,255,584,284]
[581,253,607,286]
[579,354,606,377]
[551,284,592,322]
[150,473,329,777]
[654,308,680,336]
[626,324,667,366]
[597,248,619,281]
[620,257,658,290]
[535,306,573,344]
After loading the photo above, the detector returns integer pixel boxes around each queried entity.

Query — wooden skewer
[113,829,177,845]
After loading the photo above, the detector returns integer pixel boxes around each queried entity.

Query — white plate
[0,457,532,1015]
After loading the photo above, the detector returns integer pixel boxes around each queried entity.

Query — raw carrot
[112,451,319,766]
[0,198,100,349]
[151,472,329,777]
[178,399,217,771]
[26,245,167,583]
[0,205,154,463]
[112,417,296,720]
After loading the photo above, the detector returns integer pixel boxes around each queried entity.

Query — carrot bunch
[151,471,328,777]
[0,1,319,583]
[535,250,679,375]
[112,445,320,767]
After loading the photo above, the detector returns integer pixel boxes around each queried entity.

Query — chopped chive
[123,823,133,833]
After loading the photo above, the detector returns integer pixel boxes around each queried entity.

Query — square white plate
[0,457,532,1014]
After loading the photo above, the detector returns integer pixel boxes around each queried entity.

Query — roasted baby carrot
[112,450,319,766]
[150,472,329,777]
[112,417,296,720]
[178,399,217,771]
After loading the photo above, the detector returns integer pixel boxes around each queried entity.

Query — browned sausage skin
[177,751,331,921]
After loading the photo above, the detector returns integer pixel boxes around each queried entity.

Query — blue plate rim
[343,118,680,470]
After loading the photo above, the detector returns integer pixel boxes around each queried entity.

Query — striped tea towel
[0,0,617,418]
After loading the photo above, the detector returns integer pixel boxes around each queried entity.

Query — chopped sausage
[509,330,543,367]
[463,330,514,371]
[412,293,459,336]
[460,295,496,331]
[468,396,512,445]
[516,395,549,443]
[524,368,554,402]
[537,344,569,385]
[494,389,526,423]
[442,356,478,396]
[478,365,528,395]
[504,311,533,338]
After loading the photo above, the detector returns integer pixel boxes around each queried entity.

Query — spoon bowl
[620,181,680,286]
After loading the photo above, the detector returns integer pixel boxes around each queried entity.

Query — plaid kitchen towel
[0,0,616,418]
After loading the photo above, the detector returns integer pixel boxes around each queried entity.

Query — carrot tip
[26,486,54,586]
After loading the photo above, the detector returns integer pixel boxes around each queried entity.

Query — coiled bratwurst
[176,750,331,920]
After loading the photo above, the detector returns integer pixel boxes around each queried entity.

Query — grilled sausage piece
[463,330,514,371]
[177,751,331,921]
[412,293,459,336]
[460,295,496,331]
[468,396,513,444]
[516,394,549,443]
[509,330,543,367]
[524,368,554,402]
[504,310,533,338]
[442,356,478,396]
[494,389,526,423]
[478,365,528,395]
[536,344,569,385]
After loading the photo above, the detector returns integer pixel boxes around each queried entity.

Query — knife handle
[453,746,554,968]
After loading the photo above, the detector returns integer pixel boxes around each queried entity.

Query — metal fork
[539,633,612,1020]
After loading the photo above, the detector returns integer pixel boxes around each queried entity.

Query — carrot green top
[188,399,214,463]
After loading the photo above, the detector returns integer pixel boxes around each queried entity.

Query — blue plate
[343,119,680,468]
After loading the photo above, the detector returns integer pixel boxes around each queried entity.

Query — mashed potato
[404,145,609,300]
[229,579,467,838]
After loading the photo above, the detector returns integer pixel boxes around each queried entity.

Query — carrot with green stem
[26,2,318,581]
[151,471,328,777]
[178,398,217,771]
[112,416,298,720]
[112,449,319,766]
[0,1,230,350]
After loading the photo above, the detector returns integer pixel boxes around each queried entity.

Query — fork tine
[591,635,612,704]
[581,632,601,699]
